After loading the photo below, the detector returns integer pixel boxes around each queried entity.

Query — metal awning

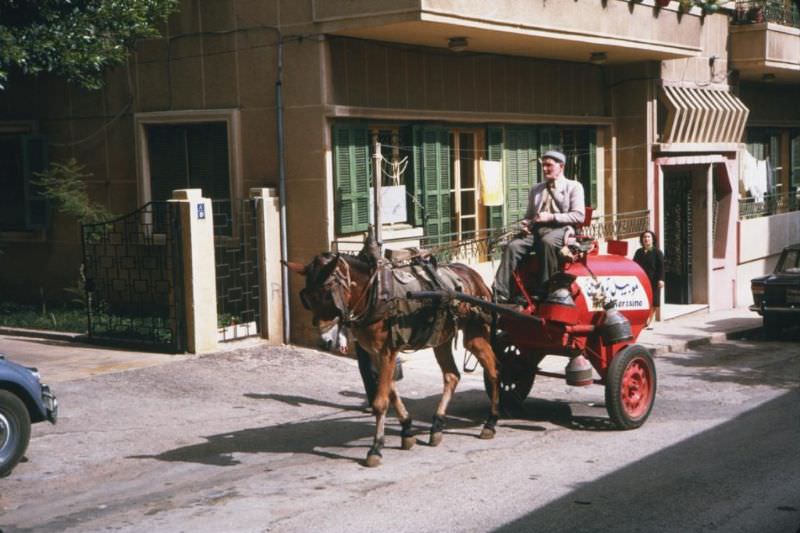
[659,85,750,145]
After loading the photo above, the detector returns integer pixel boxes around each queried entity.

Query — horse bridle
[300,254,379,326]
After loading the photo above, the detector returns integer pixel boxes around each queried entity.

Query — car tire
[0,390,31,478]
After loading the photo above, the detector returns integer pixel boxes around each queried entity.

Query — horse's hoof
[401,436,416,450]
[365,454,382,468]
[429,432,443,447]
[479,427,496,440]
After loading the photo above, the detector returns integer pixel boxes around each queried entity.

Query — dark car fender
[0,356,54,424]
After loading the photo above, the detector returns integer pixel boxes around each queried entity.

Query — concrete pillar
[170,189,218,354]
[251,187,284,344]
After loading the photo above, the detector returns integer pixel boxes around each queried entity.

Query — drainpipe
[275,32,291,344]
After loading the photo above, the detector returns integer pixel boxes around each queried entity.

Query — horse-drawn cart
[409,233,657,430]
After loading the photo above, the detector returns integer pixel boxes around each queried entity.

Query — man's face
[542,158,564,181]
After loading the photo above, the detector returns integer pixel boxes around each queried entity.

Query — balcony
[730,1,800,82]
[312,0,704,64]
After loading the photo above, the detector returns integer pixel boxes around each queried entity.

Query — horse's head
[285,253,354,353]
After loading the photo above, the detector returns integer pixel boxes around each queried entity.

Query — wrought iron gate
[81,202,185,351]
[213,199,261,342]
[664,171,693,305]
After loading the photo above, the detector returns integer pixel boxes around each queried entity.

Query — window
[746,128,780,192]
[486,125,597,230]
[0,134,48,231]
[449,130,482,240]
[146,122,230,202]
[332,122,600,246]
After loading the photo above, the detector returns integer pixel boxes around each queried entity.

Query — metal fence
[582,210,651,241]
[213,199,261,342]
[739,189,800,219]
[81,202,185,351]
[733,0,800,27]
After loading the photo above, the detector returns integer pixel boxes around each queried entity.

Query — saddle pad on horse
[379,262,464,350]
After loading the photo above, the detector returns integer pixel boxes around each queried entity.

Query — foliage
[33,158,114,224]
[0,301,86,333]
[0,0,179,90]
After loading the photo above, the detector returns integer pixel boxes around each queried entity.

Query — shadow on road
[130,386,631,467]
[495,390,800,533]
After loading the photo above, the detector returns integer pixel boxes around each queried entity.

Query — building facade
[1,0,798,344]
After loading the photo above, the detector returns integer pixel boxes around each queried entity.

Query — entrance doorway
[663,169,693,304]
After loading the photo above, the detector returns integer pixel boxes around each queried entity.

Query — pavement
[0,306,765,384]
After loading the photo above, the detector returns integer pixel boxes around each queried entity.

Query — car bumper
[41,384,58,424]
[749,304,800,315]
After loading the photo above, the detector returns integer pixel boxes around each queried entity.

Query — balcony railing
[335,210,652,264]
[739,189,800,219]
[733,1,800,28]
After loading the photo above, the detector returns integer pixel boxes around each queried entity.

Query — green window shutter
[486,126,504,231]
[412,125,451,244]
[504,127,539,225]
[333,123,371,234]
[22,135,49,229]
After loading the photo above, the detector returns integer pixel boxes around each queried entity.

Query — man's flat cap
[542,150,566,164]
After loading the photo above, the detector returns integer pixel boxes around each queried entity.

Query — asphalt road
[0,336,798,533]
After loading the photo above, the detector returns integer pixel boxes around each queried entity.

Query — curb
[0,326,87,343]
[645,325,762,356]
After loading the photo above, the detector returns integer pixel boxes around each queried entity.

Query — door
[663,169,692,304]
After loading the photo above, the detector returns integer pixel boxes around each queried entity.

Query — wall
[735,210,800,305]
[327,37,607,116]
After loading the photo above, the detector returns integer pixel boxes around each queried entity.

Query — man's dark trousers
[492,226,570,302]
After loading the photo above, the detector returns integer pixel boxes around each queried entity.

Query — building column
[170,189,218,354]
[251,187,284,344]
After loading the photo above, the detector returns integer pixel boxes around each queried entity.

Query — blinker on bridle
[299,254,349,317]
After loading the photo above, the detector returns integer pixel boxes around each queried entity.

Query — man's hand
[535,212,555,224]
[519,219,532,235]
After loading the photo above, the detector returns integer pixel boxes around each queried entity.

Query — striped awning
[659,85,749,146]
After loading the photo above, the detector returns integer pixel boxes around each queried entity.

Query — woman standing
[633,230,665,327]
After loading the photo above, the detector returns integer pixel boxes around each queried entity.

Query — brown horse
[286,252,500,467]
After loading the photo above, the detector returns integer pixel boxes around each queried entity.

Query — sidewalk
[0,307,763,383]
[638,306,762,355]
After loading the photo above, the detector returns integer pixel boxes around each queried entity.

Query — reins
[328,256,380,326]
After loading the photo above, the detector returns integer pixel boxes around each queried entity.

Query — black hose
[406,290,544,323]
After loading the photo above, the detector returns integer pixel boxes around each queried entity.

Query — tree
[0,0,179,90]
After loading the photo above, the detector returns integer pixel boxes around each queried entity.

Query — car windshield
[777,250,800,274]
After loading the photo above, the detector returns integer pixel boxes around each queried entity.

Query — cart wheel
[605,344,656,430]
[484,343,535,411]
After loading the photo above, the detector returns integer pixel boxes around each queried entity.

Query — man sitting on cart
[493,149,585,304]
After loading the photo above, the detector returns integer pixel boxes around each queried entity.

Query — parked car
[750,243,800,335]
[0,354,58,477]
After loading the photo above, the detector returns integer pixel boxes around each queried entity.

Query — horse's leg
[430,343,461,447]
[463,320,500,439]
[366,349,398,467]
[388,380,416,450]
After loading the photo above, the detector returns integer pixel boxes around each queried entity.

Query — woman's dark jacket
[633,247,664,307]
